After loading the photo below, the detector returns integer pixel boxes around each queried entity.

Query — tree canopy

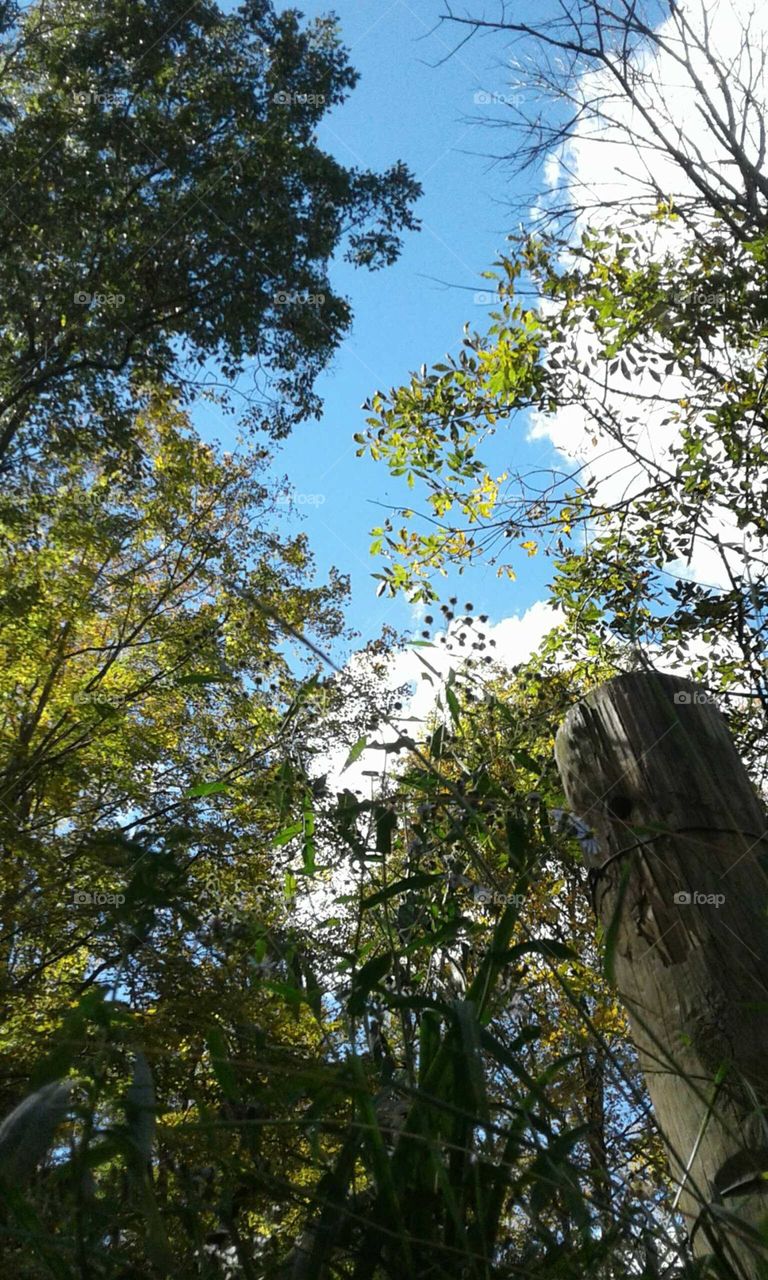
[0,0,420,465]
[2,0,768,1277]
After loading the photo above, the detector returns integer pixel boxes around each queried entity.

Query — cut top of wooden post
[554,672,767,871]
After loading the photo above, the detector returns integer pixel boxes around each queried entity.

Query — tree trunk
[555,672,768,1277]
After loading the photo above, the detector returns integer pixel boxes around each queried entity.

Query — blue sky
[199,1,562,657]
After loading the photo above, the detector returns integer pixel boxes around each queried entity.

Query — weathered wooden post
[555,672,768,1276]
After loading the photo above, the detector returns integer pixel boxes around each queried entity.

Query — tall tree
[440,0,768,236]
[359,2,768,764]
[0,389,352,1267]
[0,0,420,466]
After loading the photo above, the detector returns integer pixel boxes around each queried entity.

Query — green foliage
[361,215,768,767]
[0,0,420,465]
[0,1080,72,1183]
[3,0,768,1275]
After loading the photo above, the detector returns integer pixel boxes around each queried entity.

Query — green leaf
[505,814,528,866]
[206,1028,241,1103]
[384,994,447,1015]
[302,795,316,876]
[418,1010,442,1087]
[348,1056,414,1273]
[498,940,577,964]
[361,872,443,909]
[0,1080,72,1183]
[604,861,631,984]
[348,953,392,1016]
[511,748,540,773]
[262,979,306,1009]
[375,805,397,855]
[341,735,368,772]
[176,672,234,687]
[0,1182,74,1279]
[273,820,304,846]
[453,999,490,1126]
[185,780,228,798]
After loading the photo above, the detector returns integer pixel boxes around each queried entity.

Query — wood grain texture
[555,673,768,1276]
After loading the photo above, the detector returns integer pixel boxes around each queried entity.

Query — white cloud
[315,601,563,796]
[528,0,768,594]
[543,0,768,221]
